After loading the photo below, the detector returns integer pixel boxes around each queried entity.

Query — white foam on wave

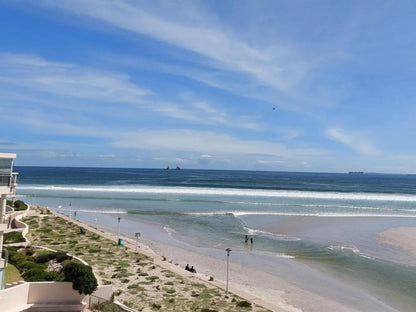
[328,245,360,254]
[244,226,301,241]
[188,211,416,218]
[18,184,416,202]
[328,245,376,260]
[163,226,177,237]
[56,208,127,214]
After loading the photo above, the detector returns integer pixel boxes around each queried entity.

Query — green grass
[5,263,23,283]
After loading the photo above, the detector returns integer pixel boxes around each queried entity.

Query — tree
[63,261,98,295]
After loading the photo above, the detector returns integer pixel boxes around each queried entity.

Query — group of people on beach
[245,235,253,245]
[185,264,196,273]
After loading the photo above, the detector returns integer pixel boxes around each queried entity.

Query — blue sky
[1,1,416,173]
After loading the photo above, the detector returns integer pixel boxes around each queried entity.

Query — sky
[1,0,416,173]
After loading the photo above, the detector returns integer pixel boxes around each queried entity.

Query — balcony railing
[0,173,18,191]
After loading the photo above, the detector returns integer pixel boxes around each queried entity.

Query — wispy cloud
[112,129,325,158]
[326,128,380,155]
[0,53,149,102]
[37,0,310,96]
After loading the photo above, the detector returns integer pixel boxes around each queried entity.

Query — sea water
[15,167,416,311]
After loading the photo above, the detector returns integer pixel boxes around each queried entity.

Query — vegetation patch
[4,231,25,244]
[7,199,28,211]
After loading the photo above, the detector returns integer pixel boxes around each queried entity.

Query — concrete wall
[28,282,85,304]
[0,282,30,311]
[0,282,115,312]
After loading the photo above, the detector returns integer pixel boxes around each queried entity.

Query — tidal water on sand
[16,167,416,311]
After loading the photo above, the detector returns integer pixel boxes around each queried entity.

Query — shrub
[4,232,25,244]
[63,261,98,295]
[13,200,28,211]
[236,300,252,308]
[44,271,61,281]
[23,268,48,281]
[54,251,72,263]
[9,252,29,267]
[35,252,54,263]
[18,261,45,272]
[151,303,161,310]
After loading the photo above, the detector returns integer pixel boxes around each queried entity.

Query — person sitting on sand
[190,266,196,273]
[185,264,190,271]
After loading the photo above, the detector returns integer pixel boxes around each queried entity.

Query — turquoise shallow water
[15,167,416,311]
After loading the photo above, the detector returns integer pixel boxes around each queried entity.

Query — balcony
[0,173,18,195]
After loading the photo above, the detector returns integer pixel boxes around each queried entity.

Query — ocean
[15,167,416,311]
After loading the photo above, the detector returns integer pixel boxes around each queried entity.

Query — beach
[28,208,371,312]
[379,227,416,258]
[60,212,416,312]
[23,207,279,312]
[16,167,416,311]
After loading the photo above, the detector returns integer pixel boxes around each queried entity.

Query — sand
[378,227,416,257]
[78,215,363,312]
[23,207,278,311]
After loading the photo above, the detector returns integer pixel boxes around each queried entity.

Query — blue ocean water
[14,167,416,311]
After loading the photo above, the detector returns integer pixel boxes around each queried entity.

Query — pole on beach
[135,232,141,251]
[117,217,121,237]
[225,248,232,297]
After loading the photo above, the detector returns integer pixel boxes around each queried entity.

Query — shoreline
[25,206,416,312]
[48,209,290,312]
[51,210,370,312]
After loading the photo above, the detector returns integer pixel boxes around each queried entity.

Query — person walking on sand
[245,234,249,244]
[250,237,253,245]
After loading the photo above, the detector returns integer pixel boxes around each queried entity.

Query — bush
[13,200,28,211]
[23,268,48,282]
[54,251,72,263]
[236,300,252,308]
[44,271,62,281]
[17,261,45,272]
[9,252,28,266]
[3,232,25,244]
[35,252,54,263]
[63,261,98,295]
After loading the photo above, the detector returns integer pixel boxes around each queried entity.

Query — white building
[0,153,17,289]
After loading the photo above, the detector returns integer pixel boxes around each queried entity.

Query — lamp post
[225,248,232,296]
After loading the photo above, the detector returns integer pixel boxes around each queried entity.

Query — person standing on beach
[250,237,253,245]
[245,234,249,244]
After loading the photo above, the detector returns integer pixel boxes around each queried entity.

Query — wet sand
[55,210,416,312]
[379,227,416,258]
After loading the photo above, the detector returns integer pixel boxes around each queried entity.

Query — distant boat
[166,166,170,170]
[176,166,181,170]
[348,171,364,174]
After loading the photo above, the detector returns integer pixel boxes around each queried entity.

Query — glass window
[0,158,13,175]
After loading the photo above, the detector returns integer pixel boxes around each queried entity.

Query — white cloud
[112,129,326,159]
[326,128,380,155]
[37,0,310,95]
[0,53,149,102]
